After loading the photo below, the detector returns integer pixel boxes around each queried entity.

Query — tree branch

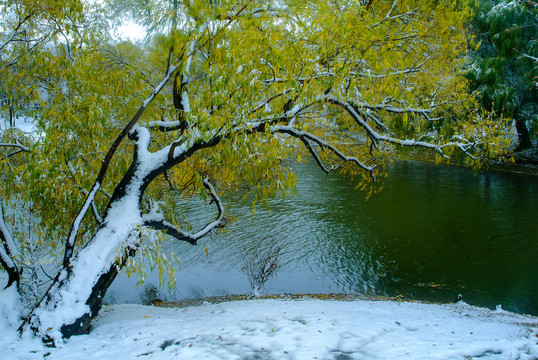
[369,1,419,28]
[146,120,185,132]
[142,177,224,245]
[0,142,30,152]
[0,12,33,52]
[326,97,481,159]
[350,99,444,121]
[62,182,101,268]
[271,125,376,175]
[523,54,538,62]
[355,56,430,79]
[66,160,103,225]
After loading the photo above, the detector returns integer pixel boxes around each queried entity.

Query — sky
[115,20,147,42]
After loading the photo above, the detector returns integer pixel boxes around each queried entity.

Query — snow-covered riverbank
[1,295,537,360]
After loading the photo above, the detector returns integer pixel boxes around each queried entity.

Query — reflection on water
[107,160,538,315]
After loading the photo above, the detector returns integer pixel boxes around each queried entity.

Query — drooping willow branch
[61,4,255,264]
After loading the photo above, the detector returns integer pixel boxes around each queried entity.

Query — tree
[0,0,89,292]
[1,0,508,344]
[0,0,86,126]
[465,0,538,151]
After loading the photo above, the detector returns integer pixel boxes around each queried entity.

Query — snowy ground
[1,296,537,360]
[0,115,36,133]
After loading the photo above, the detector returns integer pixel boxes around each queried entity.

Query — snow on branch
[61,49,184,265]
[0,142,30,157]
[355,57,431,79]
[523,54,538,62]
[66,160,103,225]
[142,177,224,245]
[0,13,33,52]
[271,125,376,175]
[369,1,419,29]
[0,200,19,259]
[350,99,444,121]
[327,98,480,159]
[0,246,19,289]
[63,182,101,268]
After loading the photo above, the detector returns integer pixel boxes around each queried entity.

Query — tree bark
[58,264,119,337]
[59,247,135,338]
[0,254,19,290]
[514,113,532,151]
[9,100,14,127]
[22,216,140,343]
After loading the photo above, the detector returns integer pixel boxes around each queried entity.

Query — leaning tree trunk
[22,152,148,343]
[22,207,142,343]
[21,127,210,343]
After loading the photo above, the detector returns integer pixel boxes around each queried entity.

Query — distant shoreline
[400,150,538,176]
[150,293,456,309]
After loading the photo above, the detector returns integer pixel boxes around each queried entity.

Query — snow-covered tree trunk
[23,151,146,342]
[22,127,224,343]
[22,128,157,341]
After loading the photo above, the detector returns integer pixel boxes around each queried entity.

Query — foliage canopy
[465,0,537,150]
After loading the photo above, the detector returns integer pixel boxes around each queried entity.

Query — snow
[0,285,22,329]
[181,90,190,113]
[65,182,101,248]
[1,294,537,360]
[489,1,519,17]
[0,115,36,133]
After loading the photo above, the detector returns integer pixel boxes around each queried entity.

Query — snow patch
[180,91,190,113]
[0,284,22,329]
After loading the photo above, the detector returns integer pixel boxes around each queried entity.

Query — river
[106,160,538,315]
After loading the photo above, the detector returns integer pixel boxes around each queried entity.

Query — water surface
[107,160,538,315]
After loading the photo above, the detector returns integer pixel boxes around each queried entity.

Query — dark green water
[306,160,538,314]
[110,160,538,315]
